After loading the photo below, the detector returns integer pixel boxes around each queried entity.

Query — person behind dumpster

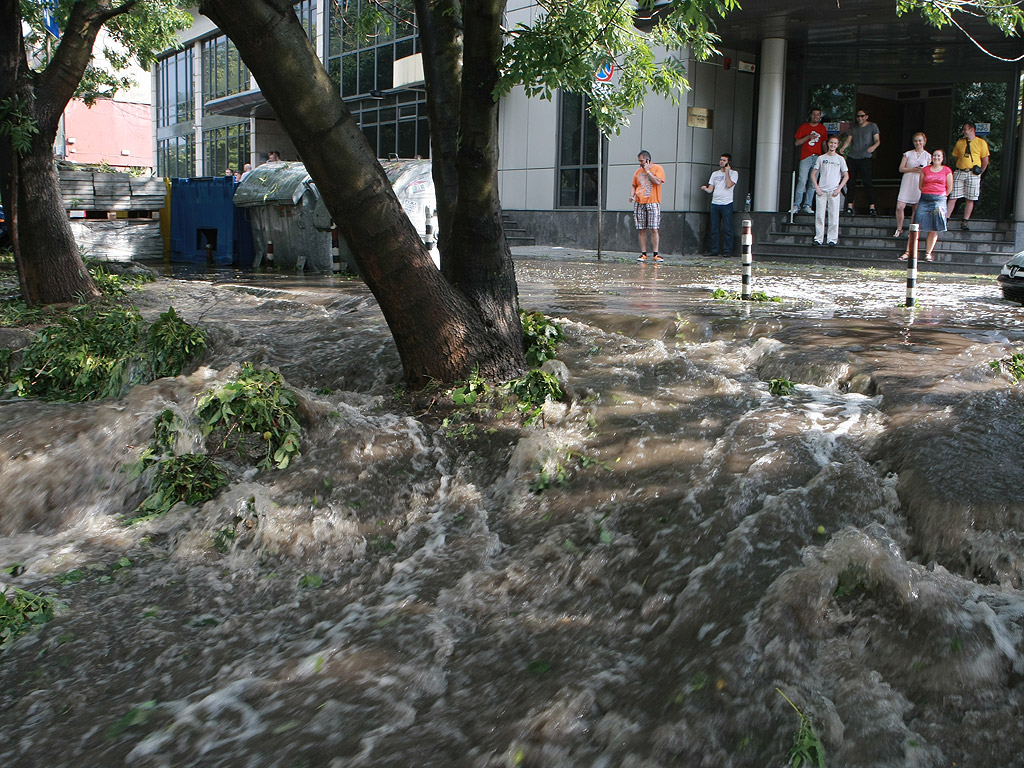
[792,108,826,214]
[239,163,253,182]
[947,122,989,231]
[630,150,665,263]
[902,147,952,263]
[894,132,930,237]
[266,150,281,163]
[840,108,881,216]
[701,152,738,256]
[810,135,849,247]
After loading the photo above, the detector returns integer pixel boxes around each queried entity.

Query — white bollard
[741,219,753,300]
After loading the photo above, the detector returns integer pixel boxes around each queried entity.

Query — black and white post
[905,223,919,307]
[741,219,753,300]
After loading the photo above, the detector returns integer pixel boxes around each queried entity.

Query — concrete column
[753,37,786,212]
[1015,112,1024,224]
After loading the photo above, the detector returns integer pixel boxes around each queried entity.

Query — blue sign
[595,60,615,83]
[42,0,60,38]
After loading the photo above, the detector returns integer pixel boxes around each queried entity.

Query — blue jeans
[794,155,817,209]
[710,202,734,254]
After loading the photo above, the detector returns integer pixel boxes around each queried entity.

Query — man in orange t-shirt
[630,150,666,263]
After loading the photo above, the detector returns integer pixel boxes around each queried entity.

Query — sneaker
[790,205,800,214]
[960,221,970,231]
[813,240,823,247]
[827,241,837,247]
[652,255,664,263]
[637,254,648,262]
[844,207,854,216]
[868,208,878,217]
[801,206,813,214]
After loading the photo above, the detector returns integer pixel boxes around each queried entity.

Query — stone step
[752,241,1010,271]
[764,233,1014,253]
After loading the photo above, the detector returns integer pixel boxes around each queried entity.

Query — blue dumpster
[169,177,243,265]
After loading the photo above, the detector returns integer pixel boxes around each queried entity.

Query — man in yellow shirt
[630,150,666,262]
[947,122,990,231]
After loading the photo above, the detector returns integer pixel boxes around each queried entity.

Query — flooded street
[2,249,1024,767]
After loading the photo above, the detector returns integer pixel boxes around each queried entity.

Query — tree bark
[198,0,525,385]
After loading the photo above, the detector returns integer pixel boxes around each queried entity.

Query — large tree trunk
[199,0,525,385]
[0,0,120,306]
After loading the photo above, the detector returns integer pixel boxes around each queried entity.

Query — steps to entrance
[502,213,536,246]
[756,212,1017,271]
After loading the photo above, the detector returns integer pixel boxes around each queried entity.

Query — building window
[327,0,427,158]
[558,92,602,207]
[202,34,250,106]
[156,49,194,128]
[294,0,316,41]
[202,122,251,176]
[157,135,196,178]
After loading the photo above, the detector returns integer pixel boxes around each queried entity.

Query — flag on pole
[42,0,61,38]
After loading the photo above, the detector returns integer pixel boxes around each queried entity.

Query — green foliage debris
[197,363,302,470]
[0,585,58,651]
[125,454,230,525]
[769,378,796,396]
[777,688,826,767]
[521,309,564,366]
[8,304,206,402]
[990,352,1024,383]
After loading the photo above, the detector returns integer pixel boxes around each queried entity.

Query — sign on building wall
[687,107,712,129]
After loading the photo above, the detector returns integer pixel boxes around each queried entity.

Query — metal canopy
[713,0,1024,81]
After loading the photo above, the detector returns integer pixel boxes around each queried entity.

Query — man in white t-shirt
[810,136,849,247]
[700,153,738,256]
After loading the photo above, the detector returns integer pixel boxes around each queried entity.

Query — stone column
[754,38,786,212]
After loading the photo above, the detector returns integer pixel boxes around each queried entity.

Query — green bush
[196,363,302,470]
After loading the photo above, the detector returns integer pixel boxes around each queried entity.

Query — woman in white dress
[894,132,931,237]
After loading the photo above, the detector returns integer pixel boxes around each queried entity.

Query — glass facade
[157,135,196,179]
[156,49,194,128]
[327,0,428,159]
[558,92,603,208]
[202,34,250,105]
[203,122,251,176]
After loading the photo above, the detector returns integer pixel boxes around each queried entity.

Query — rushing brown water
[2,251,1023,767]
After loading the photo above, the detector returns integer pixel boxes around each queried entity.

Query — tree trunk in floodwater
[198,0,526,386]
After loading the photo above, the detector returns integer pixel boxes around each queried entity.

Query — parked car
[998,250,1024,304]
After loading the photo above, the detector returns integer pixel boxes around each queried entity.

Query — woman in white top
[894,132,931,237]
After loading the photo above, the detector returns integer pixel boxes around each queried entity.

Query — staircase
[755,211,1017,272]
[502,213,535,246]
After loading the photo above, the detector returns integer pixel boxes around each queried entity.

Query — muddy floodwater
[2,250,1024,767]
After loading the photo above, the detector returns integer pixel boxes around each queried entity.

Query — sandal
[898,252,909,261]
[893,229,903,237]
[925,251,934,262]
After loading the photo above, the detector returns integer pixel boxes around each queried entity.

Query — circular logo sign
[595,61,615,82]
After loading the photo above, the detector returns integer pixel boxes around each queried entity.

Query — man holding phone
[631,150,666,262]
[701,153,738,256]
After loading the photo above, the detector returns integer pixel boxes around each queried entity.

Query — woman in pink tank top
[901,148,952,262]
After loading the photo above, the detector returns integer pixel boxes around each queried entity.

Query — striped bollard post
[741,219,753,300]
[905,223,919,307]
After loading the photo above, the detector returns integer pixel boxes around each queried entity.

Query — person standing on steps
[701,153,738,257]
[894,132,930,237]
[902,147,953,263]
[630,150,666,263]
[792,108,826,214]
[811,135,849,247]
[948,122,989,231]
[840,109,881,216]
